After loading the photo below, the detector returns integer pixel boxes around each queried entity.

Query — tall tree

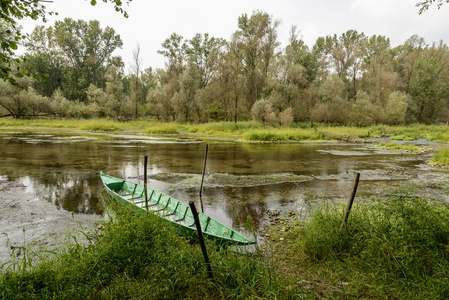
[0,0,132,86]
[327,30,367,100]
[409,41,449,123]
[24,25,62,97]
[233,11,280,110]
[51,18,123,101]
[360,35,399,115]
[131,43,143,118]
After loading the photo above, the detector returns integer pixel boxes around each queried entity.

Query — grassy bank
[2,118,449,143]
[0,199,294,299]
[2,193,449,298]
[266,192,449,298]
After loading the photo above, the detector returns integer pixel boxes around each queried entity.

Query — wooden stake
[144,155,149,212]
[340,172,360,230]
[199,144,208,213]
[189,201,213,280]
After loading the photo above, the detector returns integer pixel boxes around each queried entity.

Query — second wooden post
[189,201,213,280]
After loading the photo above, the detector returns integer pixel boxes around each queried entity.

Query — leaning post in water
[199,143,208,213]
[189,201,214,280]
[340,172,361,230]
[144,155,149,212]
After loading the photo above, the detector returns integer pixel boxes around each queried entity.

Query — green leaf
[1,42,8,50]
[43,73,50,78]
[15,72,24,78]
[91,0,97,5]
[8,41,18,50]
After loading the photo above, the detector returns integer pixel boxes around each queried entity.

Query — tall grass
[0,198,295,299]
[3,191,449,298]
[430,146,449,167]
[2,118,449,142]
[143,123,182,134]
[243,128,325,141]
[272,192,449,298]
[187,121,263,135]
[377,142,420,152]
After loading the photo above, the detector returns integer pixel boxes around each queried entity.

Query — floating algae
[149,172,312,188]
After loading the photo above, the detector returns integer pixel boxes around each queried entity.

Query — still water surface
[0,131,444,231]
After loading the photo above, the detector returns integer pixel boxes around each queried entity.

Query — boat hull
[100,171,256,246]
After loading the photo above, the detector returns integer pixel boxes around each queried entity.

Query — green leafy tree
[385,91,409,125]
[53,18,123,101]
[360,35,400,120]
[0,0,131,86]
[23,25,62,97]
[312,74,348,124]
[328,30,367,100]
[0,77,54,118]
[233,11,280,110]
[268,26,314,121]
[409,42,449,123]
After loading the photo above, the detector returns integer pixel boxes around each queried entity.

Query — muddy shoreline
[0,178,101,269]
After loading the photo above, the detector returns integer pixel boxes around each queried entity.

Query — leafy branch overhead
[0,0,132,86]
[416,0,449,14]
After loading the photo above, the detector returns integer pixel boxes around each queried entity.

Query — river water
[0,130,448,232]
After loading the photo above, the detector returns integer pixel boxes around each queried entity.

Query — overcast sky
[20,0,449,73]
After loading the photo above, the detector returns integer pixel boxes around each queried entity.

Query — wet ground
[0,130,448,263]
[0,178,100,266]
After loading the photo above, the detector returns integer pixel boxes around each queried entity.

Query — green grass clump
[377,142,420,152]
[430,146,449,167]
[243,128,324,141]
[143,124,181,134]
[272,193,449,298]
[0,199,295,299]
[78,120,122,131]
[390,134,415,141]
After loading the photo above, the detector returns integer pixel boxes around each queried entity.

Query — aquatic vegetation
[242,128,324,141]
[430,146,449,167]
[2,118,449,143]
[376,142,421,152]
[389,134,415,141]
[143,124,181,134]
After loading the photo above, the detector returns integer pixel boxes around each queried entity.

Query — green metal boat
[100,171,256,246]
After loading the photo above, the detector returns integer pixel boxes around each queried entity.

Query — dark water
[0,131,444,231]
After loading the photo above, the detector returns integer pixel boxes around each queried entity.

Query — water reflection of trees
[1,135,393,226]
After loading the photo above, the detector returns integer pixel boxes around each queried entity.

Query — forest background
[1,10,449,127]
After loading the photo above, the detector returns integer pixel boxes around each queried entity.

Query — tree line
[1,11,449,125]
